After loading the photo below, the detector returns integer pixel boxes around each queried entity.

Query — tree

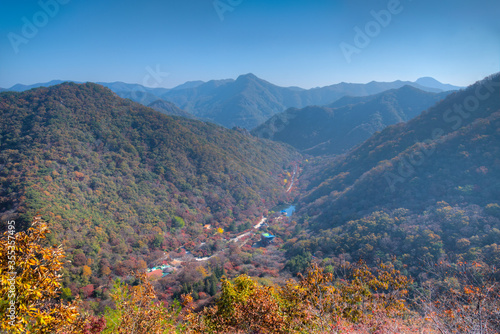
[207,274,217,296]
[101,266,111,276]
[419,260,500,333]
[184,274,307,333]
[285,252,312,275]
[173,216,185,229]
[103,273,179,333]
[185,262,425,333]
[281,261,418,332]
[0,216,79,333]
[82,265,92,278]
[485,203,500,218]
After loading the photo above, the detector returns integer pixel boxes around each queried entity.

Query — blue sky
[0,0,499,89]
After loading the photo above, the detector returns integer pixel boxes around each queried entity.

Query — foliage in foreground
[101,273,180,334]
[0,216,79,333]
[184,262,432,333]
[418,260,500,334]
[1,217,499,333]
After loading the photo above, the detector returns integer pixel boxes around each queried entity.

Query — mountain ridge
[4,75,463,129]
[0,82,300,285]
[252,85,451,155]
[297,73,500,225]
[147,99,195,119]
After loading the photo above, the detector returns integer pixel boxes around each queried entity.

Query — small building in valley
[261,233,275,246]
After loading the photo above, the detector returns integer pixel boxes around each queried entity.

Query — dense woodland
[2,217,499,333]
[298,74,500,219]
[1,75,499,333]
[0,83,299,307]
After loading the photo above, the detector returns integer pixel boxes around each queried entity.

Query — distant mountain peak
[397,84,422,92]
[234,73,271,89]
[415,76,441,84]
[236,73,269,84]
[238,73,258,79]
[415,77,462,91]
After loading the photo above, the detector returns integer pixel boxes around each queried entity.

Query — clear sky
[0,0,499,89]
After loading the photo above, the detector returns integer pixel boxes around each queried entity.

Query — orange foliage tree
[419,260,500,334]
[184,261,432,333]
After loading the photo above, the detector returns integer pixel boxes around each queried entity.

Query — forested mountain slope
[147,99,195,119]
[0,82,299,286]
[298,73,500,224]
[281,74,500,280]
[161,74,456,129]
[252,86,451,155]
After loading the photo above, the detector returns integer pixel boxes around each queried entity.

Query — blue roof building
[261,232,275,245]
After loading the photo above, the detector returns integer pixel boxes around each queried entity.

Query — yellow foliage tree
[0,216,78,333]
[82,265,92,277]
[184,274,308,333]
[185,261,428,333]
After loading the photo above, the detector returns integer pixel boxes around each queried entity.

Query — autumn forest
[1,73,500,333]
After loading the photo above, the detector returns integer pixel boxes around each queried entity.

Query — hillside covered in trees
[2,216,499,333]
[0,82,299,295]
[298,73,500,219]
[282,74,500,278]
[1,76,499,334]
[252,86,451,155]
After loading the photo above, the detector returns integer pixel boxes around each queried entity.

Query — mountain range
[1,73,499,328]
[252,85,451,155]
[2,74,462,129]
[298,73,500,225]
[0,82,299,284]
[147,99,195,119]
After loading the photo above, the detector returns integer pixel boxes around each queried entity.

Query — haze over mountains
[252,86,451,155]
[1,73,499,333]
[299,73,500,223]
[2,74,462,130]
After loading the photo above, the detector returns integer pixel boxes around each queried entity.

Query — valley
[2,1,499,332]
[169,215,269,264]
[1,74,499,333]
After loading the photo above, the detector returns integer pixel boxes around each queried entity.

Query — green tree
[103,274,179,333]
